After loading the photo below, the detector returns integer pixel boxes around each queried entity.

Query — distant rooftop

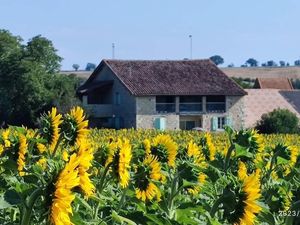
[221,66,300,79]
[243,89,300,128]
[254,78,293,90]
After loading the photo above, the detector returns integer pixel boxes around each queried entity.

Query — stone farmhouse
[77,59,247,131]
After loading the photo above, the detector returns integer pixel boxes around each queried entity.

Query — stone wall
[135,96,245,131]
[136,97,179,129]
[226,96,245,129]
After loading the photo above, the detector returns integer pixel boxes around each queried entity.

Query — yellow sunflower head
[150,134,178,167]
[77,140,95,197]
[62,106,89,146]
[134,156,163,201]
[17,134,28,176]
[109,138,132,188]
[51,153,80,225]
[39,107,63,152]
[223,173,262,225]
[201,133,216,161]
[237,160,248,181]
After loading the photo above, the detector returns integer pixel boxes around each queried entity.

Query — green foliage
[291,79,300,89]
[256,109,300,134]
[231,77,255,89]
[0,29,80,127]
[245,58,258,67]
[209,55,224,66]
[85,62,96,71]
[72,64,80,71]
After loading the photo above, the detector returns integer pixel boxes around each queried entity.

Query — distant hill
[221,66,300,79]
[61,66,300,81]
[60,70,92,80]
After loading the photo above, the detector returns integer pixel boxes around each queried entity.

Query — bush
[256,109,299,134]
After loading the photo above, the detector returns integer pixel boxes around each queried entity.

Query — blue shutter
[225,116,232,128]
[154,118,166,130]
[211,117,217,131]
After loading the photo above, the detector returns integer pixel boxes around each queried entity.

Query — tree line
[0,29,82,127]
[209,55,300,68]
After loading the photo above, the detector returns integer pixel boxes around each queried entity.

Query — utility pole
[189,35,193,59]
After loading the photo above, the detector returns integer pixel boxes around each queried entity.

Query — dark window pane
[186,121,196,130]
[156,104,175,113]
[180,96,202,103]
[156,96,175,103]
[206,95,225,102]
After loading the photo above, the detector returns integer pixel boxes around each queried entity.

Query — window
[217,117,226,129]
[156,96,175,113]
[179,96,202,112]
[206,96,226,113]
[180,119,201,130]
[115,92,121,105]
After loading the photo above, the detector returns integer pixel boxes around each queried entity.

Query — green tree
[209,55,224,66]
[255,109,299,134]
[0,29,80,127]
[72,64,80,71]
[279,61,286,67]
[85,62,96,71]
[25,35,62,73]
[245,58,258,67]
[294,60,300,66]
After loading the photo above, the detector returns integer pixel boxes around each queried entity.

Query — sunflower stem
[98,163,112,193]
[52,134,63,157]
[224,144,235,173]
[210,196,224,217]
[20,188,44,225]
[117,187,127,212]
[266,150,280,180]
[167,172,178,219]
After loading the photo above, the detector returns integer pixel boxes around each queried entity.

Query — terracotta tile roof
[243,89,300,128]
[86,59,246,96]
[253,78,293,89]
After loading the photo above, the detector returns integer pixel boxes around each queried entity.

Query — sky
[1,0,300,70]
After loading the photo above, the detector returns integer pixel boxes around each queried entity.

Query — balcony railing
[156,103,175,113]
[206,102,226,113]
[179,103,202,113]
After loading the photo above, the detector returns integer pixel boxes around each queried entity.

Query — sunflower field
[0,107,300,225]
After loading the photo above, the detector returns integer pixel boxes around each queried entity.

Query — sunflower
[40,108,63,153]
[36,157,47,170]
[51,153,80,225]
[77,141,95,197]
[49,108,63,151]
[63,107,89,146]
[2,129,11,148]
[135,155,163,201]
[0,144,4,156]
[187,173,206,195]
[230,173,262,225]
[37,143,47,154]
[17,134,28,176]
[187,140,200,158]
[238,160,247,181]
[148,134,178,167]
[203,133,216,161]
[109,138,132,188]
